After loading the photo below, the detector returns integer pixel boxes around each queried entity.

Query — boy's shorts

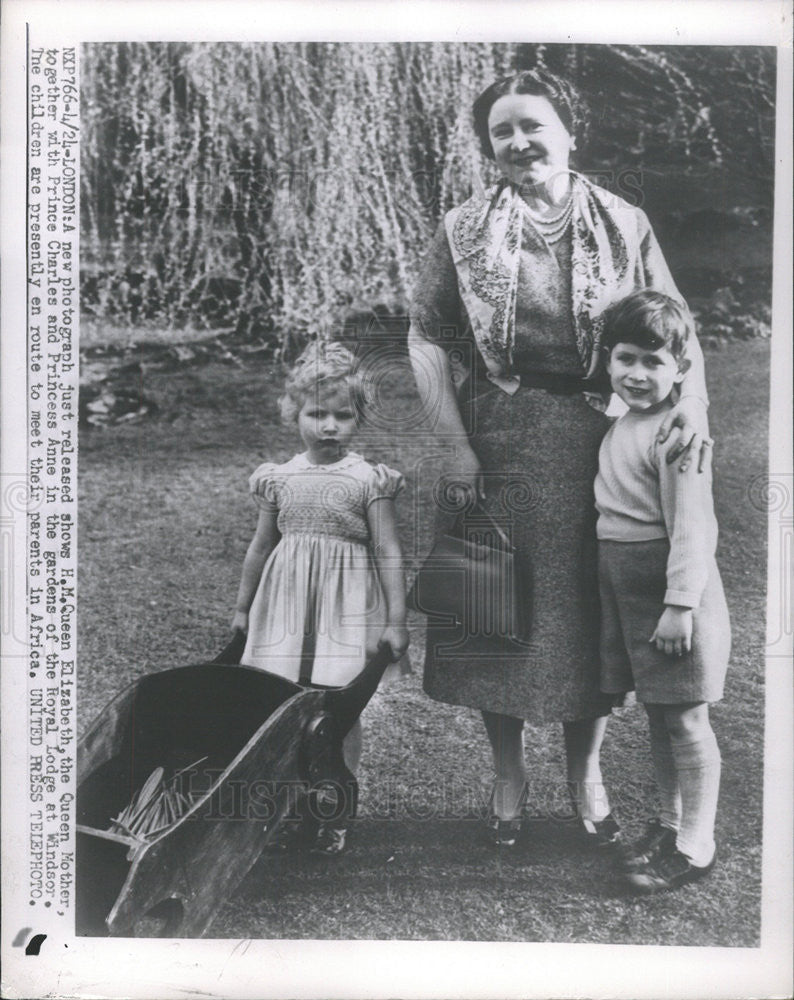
[598,538,730,704]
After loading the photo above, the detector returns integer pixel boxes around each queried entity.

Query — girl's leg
[311,719,363,856]
[664,702,720,867]
[645,704,682,831]
[562,715,611,822]
[481,710,527,820]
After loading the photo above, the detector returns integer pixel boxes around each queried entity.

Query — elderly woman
[407,69,709,846]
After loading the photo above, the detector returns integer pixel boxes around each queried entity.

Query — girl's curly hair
[279,340,371,424]
[472,68,586,161]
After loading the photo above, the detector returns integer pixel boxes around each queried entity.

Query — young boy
[595,289,731,894]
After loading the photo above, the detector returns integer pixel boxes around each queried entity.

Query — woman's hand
[378,624,410,662]
[650,606,693,656]
[231,610,249,635]
[445,443,485,505]
[656,396,712,473]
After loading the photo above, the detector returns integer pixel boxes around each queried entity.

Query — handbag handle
[453,502,512,550]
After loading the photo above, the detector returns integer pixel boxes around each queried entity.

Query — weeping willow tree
[81,42,515,345]
[80,42,775,349]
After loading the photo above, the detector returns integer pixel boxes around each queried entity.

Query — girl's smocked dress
[241,452,404,687]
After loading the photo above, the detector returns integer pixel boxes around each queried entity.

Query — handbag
[407,505,530,644]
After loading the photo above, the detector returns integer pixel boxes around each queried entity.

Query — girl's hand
[650,606,693,656]
[231,610,249,635]
[378,624,409,662]
[656,397,712,473]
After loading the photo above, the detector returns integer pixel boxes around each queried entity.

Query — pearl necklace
[524,195,574,245]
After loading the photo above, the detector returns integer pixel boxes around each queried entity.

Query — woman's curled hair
[473,68,585,160]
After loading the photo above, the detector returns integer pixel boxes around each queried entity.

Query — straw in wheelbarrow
[109,757,207,841]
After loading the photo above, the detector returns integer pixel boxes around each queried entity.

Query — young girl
[595,290,730,893]
[232,341,409,853]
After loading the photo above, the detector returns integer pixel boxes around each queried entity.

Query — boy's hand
[231,610,249,635]
[378,624,409,663]
[650,606,693,656]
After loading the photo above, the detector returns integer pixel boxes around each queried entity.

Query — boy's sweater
[594,402,718,609]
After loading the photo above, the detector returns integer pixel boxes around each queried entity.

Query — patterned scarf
[444,173,676,395]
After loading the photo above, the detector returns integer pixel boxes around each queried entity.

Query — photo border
[1,2,791,998]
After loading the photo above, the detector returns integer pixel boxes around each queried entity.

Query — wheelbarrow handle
[210,630,393,738]
[212,629,247,665]
[323,643,394,738]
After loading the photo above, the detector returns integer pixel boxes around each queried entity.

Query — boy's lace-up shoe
[618,818,677,872]
[625,847,717,895]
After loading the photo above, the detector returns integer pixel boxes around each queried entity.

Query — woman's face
[487,92,575,191]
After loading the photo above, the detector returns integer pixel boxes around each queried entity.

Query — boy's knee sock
[648,719,682,831]
[670,731,721,867]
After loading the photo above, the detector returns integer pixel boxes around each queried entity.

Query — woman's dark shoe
[485,784,528,848]
[486,814,523,848]
[625,848,716,895]
[579,812,622,850]
[618,819,677,872]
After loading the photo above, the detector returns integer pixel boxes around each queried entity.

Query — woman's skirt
[422,383,616,724]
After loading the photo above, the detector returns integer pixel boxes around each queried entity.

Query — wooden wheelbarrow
[76,632,392,937]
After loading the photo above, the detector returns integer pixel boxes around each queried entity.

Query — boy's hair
[279,340,370,424]
[601,289,694,362]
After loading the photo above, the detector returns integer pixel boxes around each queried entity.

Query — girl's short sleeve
[248,462,279,511]
[365,463,405,506]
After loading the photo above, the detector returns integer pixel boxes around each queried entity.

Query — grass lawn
[78,338,769,945]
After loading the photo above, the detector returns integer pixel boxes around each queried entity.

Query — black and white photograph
[1,2,792,998]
